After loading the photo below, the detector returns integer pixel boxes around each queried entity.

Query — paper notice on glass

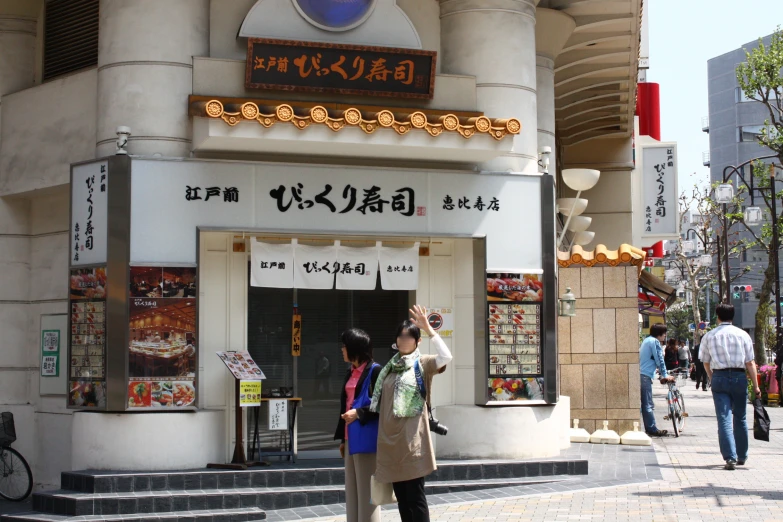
[336,244,379,290]
[239,380,261,407]
[294,242,338,289]
[250,239,294,288]
[379,242,420,290]
[269,399,288,431]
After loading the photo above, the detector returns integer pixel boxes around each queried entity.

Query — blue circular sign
[294,0,375,31]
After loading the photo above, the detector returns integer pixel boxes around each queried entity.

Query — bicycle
[0,412,33,501]
[663,371,688,437]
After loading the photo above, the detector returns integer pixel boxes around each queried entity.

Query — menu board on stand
[210,351,267,469]
[486,273,545,402]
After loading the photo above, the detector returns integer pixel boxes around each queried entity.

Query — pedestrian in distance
[678,339,691,370]
[370,305,453,522]
[664,338,679,371]
[639,323,676,437]
[335,328,383,522]
[691,339,710,392]
[699,303,761,470]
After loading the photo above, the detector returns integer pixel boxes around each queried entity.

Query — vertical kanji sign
[71,161,109,266]
[292,313,302,357]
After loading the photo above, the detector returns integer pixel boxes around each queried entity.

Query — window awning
[638,269,677,313]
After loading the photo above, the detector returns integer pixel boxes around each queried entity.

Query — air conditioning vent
[43,0,99,81]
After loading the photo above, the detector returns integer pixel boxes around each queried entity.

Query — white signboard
[129,159,543,270]
[294,242,338,289]
[642,145,678,238]
[71,161,109,266]
[336,244,379,291]
[379,243,420,290]
[268,399,288,431]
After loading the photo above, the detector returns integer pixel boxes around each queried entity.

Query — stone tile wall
[558,265,640,434]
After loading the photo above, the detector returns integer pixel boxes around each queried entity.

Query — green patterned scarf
[369,349,425,418]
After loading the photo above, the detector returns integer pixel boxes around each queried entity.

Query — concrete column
[0,15,36,97]
[440,0,540,173]
[535,8,575,174]
[96,0,209,157]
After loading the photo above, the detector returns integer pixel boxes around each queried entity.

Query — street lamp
[682,240,695,254]
[699,254,713,267]
[559,287,576,317]
[715,183,734,204]
[744,206,763,225]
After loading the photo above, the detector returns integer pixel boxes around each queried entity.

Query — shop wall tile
[558,353,571,365]
[628,363,641,408]
[560,364,583,409]
[570,408,608,420]
[617,419,637,434]
[558,267,581,298]
[417,257,431,307]
[603,267,626,297]
[593,309,616,354]
[580,267,604,298]
[454,296,476,364]
[626,266,639,297]
[558,316,571,353]
[430,255,453,307]
[606,364,630,409]
[582,364,607,409]
[603,297,638,309]
[574,298,604,309]
[616,308,641,352]
[571,354,616,364]
[570,308,593,353]
[453,239,474,294]
[579,419,596,433]
[617,352,639,363]
[606,408,639,419]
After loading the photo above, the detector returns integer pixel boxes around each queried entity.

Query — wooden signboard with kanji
[246,38,436,99]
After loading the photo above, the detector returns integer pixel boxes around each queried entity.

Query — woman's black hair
[395,319,421,344]
[341,328,373,363]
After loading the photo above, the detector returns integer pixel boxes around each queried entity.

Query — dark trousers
[695,360,709,390]
[392,477,430,522]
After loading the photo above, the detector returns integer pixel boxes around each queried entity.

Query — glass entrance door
[247,278,407,459]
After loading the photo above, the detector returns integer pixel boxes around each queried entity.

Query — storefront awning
[638,269,677,313]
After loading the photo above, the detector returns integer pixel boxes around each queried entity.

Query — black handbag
[753,398,771,442]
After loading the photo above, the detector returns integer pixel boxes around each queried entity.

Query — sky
[646,0,781,191]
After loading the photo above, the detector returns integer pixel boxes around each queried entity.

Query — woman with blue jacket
[334,328,382,522]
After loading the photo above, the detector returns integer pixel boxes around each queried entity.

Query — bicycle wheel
[668,390,679,437]
[0,446,33,501]
[675,392,686,432]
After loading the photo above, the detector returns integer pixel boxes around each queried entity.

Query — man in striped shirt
[700,303,761,470]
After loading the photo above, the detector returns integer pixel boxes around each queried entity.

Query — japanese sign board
[427,308,453,338]
[217,351,267,380]
[129,158,543,270]
[71,161,108,266]
[239,380,262,407]
[642,145,678,238]
[245,38,436,99]
[268,399,288,431]
[41,329,60,377]
[292,314,302,357]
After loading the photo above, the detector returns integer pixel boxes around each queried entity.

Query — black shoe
[646,429,668,437]
[737,459,746,466]
[725,460,737,470]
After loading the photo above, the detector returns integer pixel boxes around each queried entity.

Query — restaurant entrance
[247,279,409,458]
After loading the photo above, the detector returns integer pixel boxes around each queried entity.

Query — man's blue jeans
[640,375,658,433]
[711,371,749,462]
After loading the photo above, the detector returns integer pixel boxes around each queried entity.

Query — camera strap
[414,359,435,421]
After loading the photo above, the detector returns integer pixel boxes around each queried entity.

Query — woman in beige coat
[370,305,453,522]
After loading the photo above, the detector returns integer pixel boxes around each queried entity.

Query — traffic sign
[688,323,696,332]
[698,322,707,330]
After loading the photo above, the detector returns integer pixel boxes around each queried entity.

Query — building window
[43,0,99,81]
[292,0,376,31]
[738,125,779,143]
[737,86,778,103]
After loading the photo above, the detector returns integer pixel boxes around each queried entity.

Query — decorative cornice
[557,244,646,269]
[190,98,520,141]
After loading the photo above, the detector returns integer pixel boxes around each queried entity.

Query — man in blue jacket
[639,323,675,436]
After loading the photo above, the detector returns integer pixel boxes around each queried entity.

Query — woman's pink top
[344,361,368,439]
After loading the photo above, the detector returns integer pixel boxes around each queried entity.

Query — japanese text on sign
[246,39,436,99]
[292,314,302,357]
[239,380,262,407]
[270,184,417,216]
[442,195,500,212]
[642,145,678,237]
[269,399,288,431]
[185,186,239,203]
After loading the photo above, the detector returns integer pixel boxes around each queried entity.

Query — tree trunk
[754,250,775,365]
[691,278,702,347]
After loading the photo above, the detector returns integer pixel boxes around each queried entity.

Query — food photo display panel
[486,273,544,402]
[68,267,108,409]
[127,266,197,409]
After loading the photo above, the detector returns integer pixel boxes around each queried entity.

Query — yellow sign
[239,380,261,407]
[292,314,302,357]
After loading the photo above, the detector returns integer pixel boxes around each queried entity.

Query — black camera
[428,411,448,436]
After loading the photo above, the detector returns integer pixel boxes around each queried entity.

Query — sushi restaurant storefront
[66,155,569,470]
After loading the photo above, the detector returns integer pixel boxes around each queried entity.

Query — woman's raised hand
[410,305,436,336]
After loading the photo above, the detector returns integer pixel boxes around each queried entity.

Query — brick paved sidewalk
[292,380,783,521]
